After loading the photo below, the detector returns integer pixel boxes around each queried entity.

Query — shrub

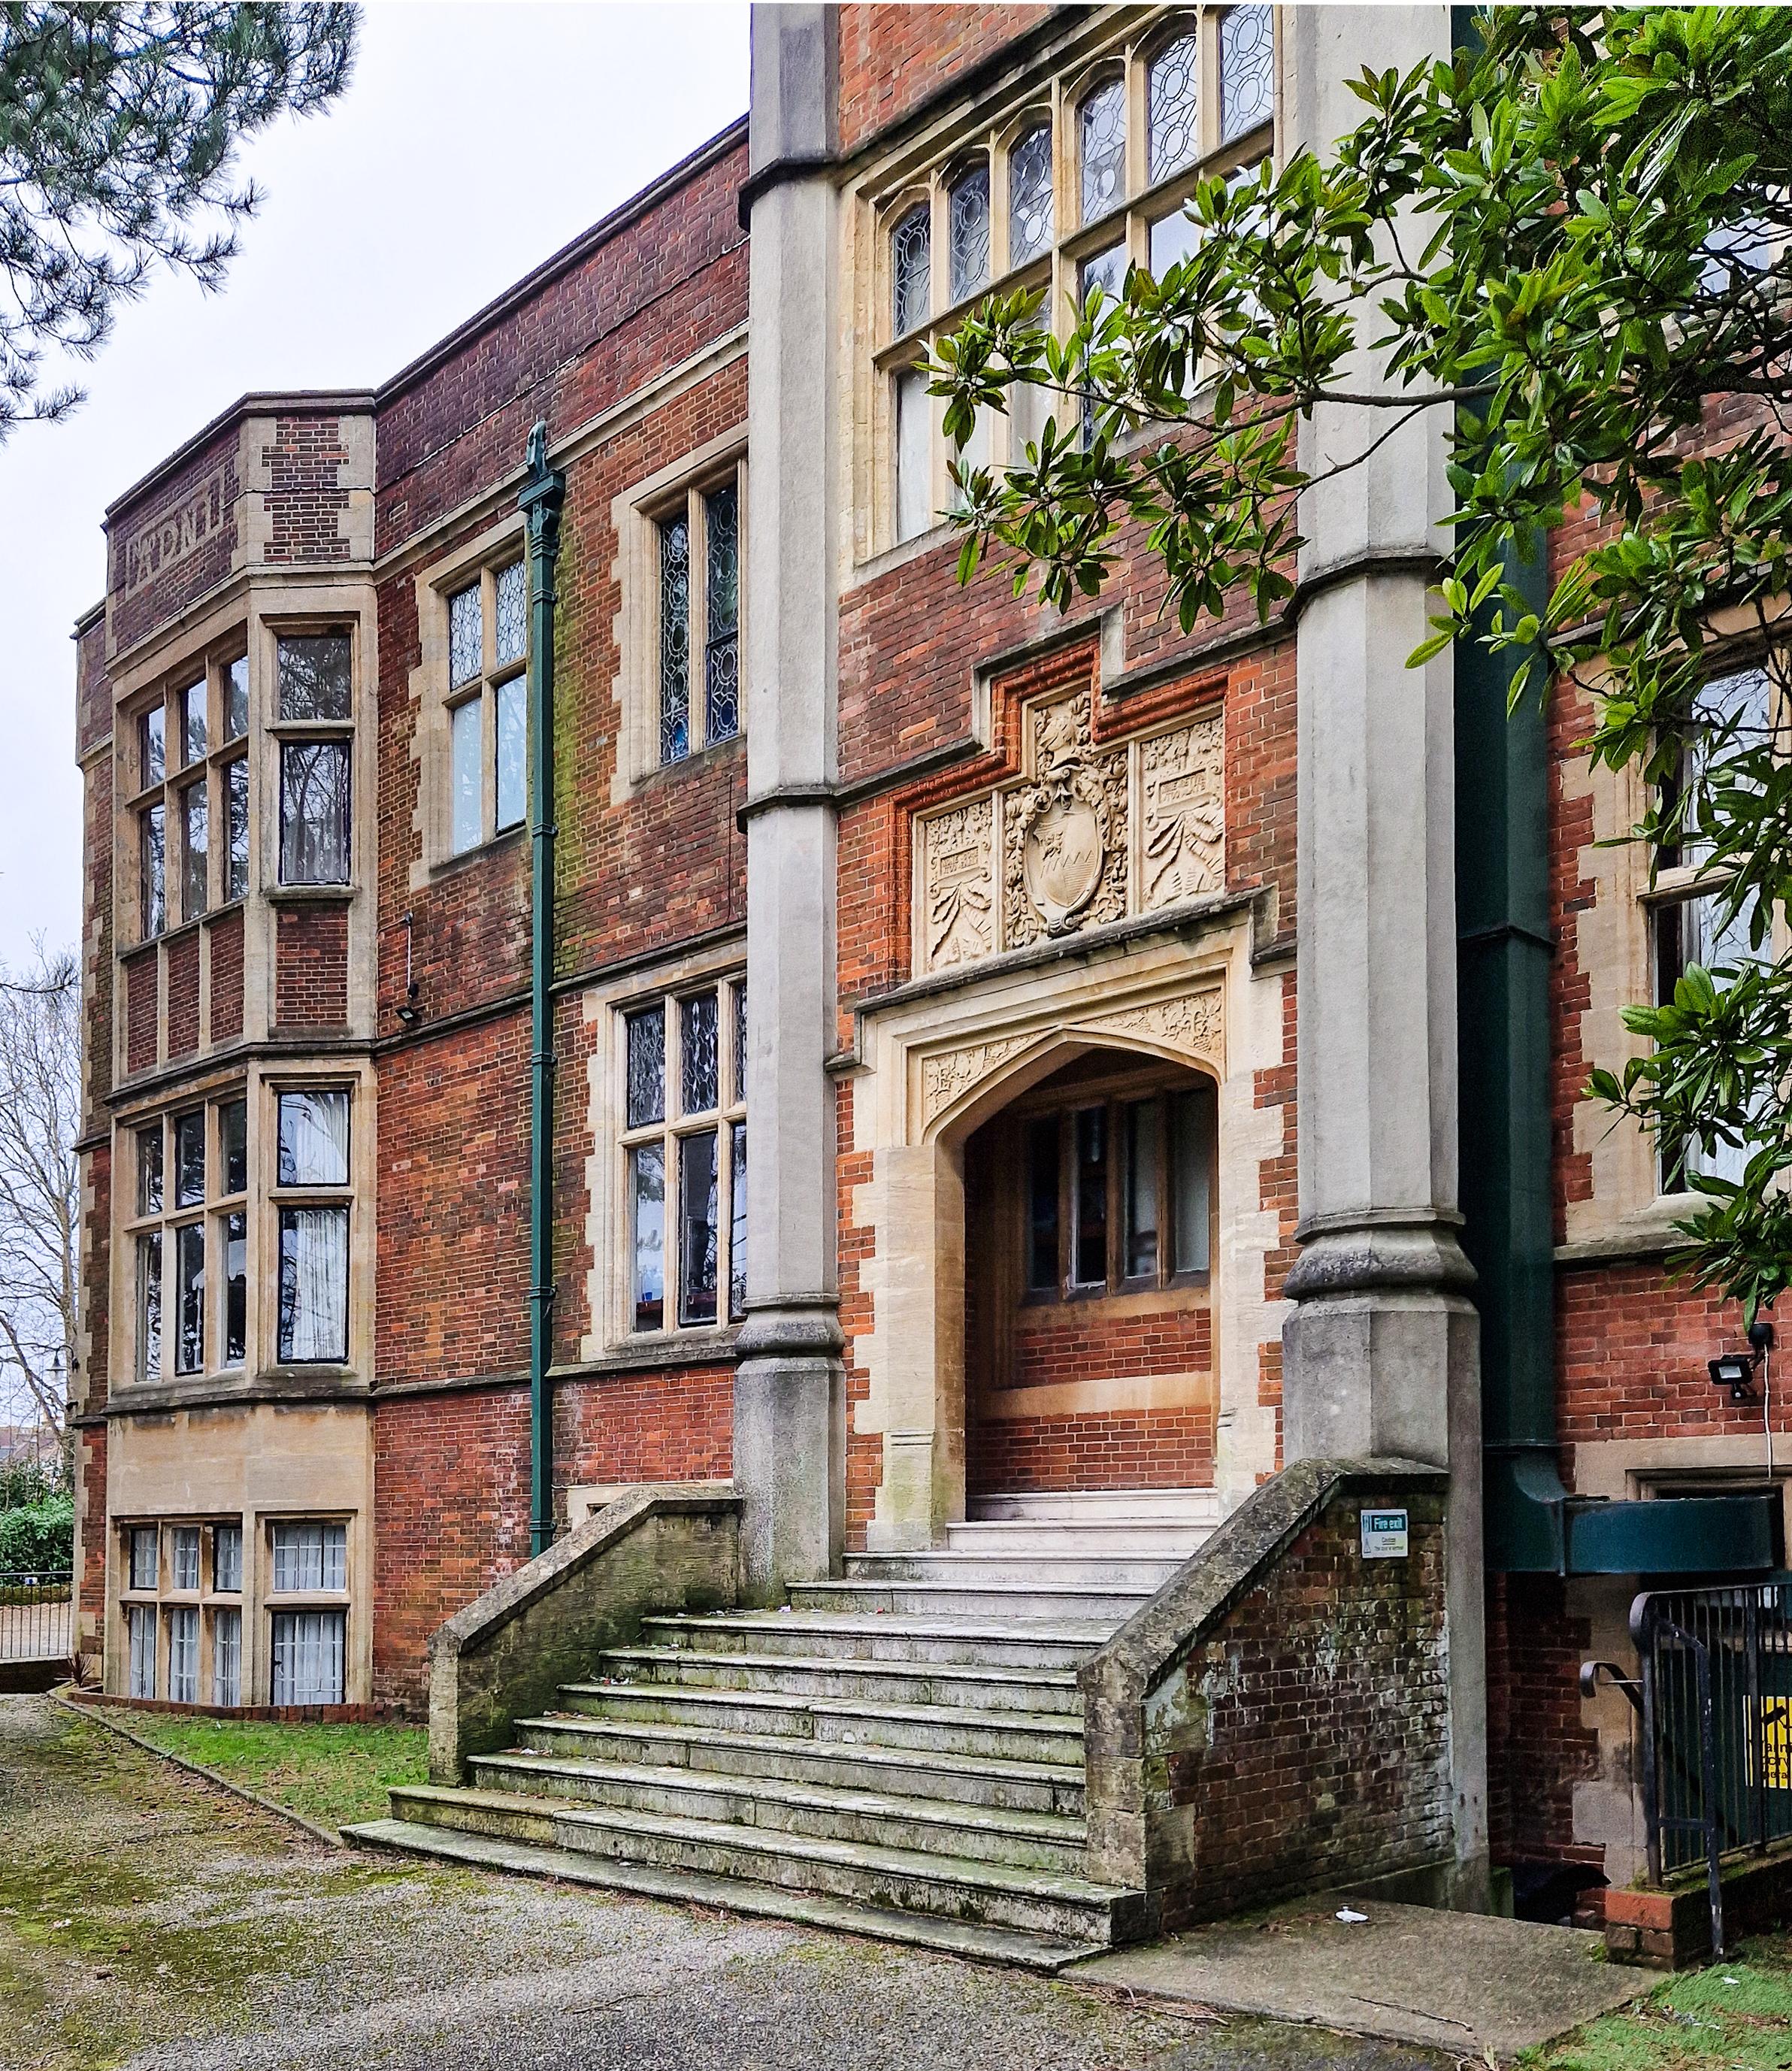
[0,1494,74,1573]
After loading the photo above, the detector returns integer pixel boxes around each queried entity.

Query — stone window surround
[110,1055,377,1399]
[608,428,748,800]
[1559,621,1787,1254]
[409,513,531,883]
[110,1506,358,1709]
[117,637,251,951]
[579,933,747,1360]
[114,1515,243,1703]
[841,911,1285,1552]
[853,6,1278,564]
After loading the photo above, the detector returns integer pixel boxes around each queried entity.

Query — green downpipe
[521,420,566,1558]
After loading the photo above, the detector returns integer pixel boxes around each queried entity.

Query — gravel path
[0,1694,1452,2071]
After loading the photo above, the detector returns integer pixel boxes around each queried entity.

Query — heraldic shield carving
[914,685,1224,976]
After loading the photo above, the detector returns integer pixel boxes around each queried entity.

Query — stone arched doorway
[958,1047,1220,1508]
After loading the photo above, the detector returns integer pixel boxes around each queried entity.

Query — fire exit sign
[1360,1509,1409,1558]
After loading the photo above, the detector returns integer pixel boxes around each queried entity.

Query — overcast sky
[0,1,749,977]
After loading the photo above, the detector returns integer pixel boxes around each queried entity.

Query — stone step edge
[343,1818,1103,1973]
[640,1611,1115,1646]
[555,1682,1085,1739]
[792,1579,1152,1600]
[513,1715,1085,1788]
[468,1750,1087,1840]
[597,1646,1081,1690]
[390,1785,1130,1906]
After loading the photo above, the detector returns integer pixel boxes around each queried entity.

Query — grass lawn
[1527,1930,1792,2071]
[115,1715,427,1833]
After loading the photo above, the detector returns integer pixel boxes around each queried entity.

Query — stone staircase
[347,1493,1217,1968]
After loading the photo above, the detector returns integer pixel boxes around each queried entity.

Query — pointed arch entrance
[841,917,1284,1552]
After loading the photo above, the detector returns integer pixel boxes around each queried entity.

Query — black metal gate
[1630,1579,1792,1955]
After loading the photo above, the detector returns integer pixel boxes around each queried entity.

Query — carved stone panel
[918,797,994,973]
[920,1034,1034,1128]
[1003,693,1129,949]
[1083,989,1224,1068]
[1142,715,1224,910]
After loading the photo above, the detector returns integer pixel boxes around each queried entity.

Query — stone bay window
[123,1079,356,1385]
[125,650,251,943]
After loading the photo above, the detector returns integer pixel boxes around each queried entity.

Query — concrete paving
[1072,1896,1654,2057]
[1,1694,1453,2071]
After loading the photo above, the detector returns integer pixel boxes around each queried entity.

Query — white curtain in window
[279,1207,349,1362]
[271,1609,346,1704]
[271,1521,347,1594]
[168,1605,199,1702]
[212,1606,241,1706]
[126,1603,156,1699]
[278,1090,350,1186]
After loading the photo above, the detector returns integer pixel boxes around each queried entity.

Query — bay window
[274,1088,352,1365]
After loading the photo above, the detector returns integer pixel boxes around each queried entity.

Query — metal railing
[1625,1578,1792,1957]
[0,1569,72,1664]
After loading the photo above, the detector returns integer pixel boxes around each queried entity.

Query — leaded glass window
[1219,4,1274,141]
[704,483,740,746]
[654,470,744,768]
[1079,76,1126,224]
[948,162,991,304]
[682,991,719,1115]
[619,978,746,1338]
[1148,32,1200,180]
[1007,120,1054,265]
[891,202,931,335]
[441,557,528,854]
[658,513,692,764]
[895,366,932,543]
[448,585,483,689]
[495,561,527,668]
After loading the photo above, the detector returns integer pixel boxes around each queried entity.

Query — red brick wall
[372,1386,531,1711]
[207,909,244,1043]
[375,1012,529,1391]
[124,949,156,1076]
[274,904,349,1028]
[1485,1573,1603,1869]
[1557,1264,1790,1448]
[262,415,353,563]
[555,1368,734,1491]
[1143,1482,1454,1926]
[836,5,1049,155]
[970,1407,1215,1494]
[1009,1303,1212,1389]
[165,931,199,1058]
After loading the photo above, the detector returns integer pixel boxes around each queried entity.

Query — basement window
[266,1518,350,1705]
[117,1518,247,1706]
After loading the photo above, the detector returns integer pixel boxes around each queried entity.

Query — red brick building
[69,3,1786,1931]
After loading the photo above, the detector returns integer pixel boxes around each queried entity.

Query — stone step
[788,1577,1152,1625]
[554,1679,1085,1764]
[465,1750,1088,1872]
[640,1610,1109,1671]
[967,1488,1221,1525]
[344,1819,1103,1972]
[942,1519,1209,1559]
[383,1785,1142,1944]
[593,1645,1083,1717]
[845,1550,1182,1592]
[512,1714,1085,1815]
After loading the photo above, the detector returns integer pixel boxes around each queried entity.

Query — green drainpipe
[520,420,565,1558]
[1451,462,1775,1577]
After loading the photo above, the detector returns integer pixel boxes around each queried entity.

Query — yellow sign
[1762,1697,1792,1793]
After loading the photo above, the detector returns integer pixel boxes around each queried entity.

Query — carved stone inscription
[1143,714,1224,909]
[910,691,1226,976]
